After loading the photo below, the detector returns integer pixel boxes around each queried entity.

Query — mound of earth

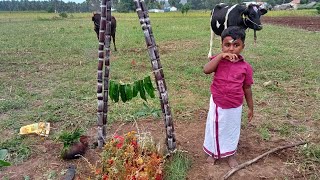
[262,16,320,32]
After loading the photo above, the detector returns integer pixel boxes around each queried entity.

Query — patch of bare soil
[0,109,313,179]
[262,16,320,32]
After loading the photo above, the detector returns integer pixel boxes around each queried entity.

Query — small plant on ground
[134,102,161,119]
[258,123,272,141]
[57,128,84,156]
[164,151,192,180]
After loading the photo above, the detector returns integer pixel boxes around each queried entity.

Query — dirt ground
[262,16,320,32]
[0,111,316,180]
[1,16,320,180]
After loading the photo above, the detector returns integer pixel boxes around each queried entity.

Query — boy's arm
[243,85,253,122]
[203,53,240,74]
[203,54,223,74]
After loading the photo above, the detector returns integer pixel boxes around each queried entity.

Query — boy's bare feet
[227,155,238,168]
[206,156,215,164]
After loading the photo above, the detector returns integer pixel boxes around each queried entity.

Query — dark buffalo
[92,13,117,51]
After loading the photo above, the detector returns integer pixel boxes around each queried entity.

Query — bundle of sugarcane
[133,0,176,152]
[96,0,112,148]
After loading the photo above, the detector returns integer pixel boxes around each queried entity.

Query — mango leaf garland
[108,76,156,103]
[109,80,119,103]
[125,84,133,101]
[143,76,155,98]
[138,80,147,102]
[132,81,139,98]
[113,83,119,103]
[109,80,115,102]
[119,84,127,103]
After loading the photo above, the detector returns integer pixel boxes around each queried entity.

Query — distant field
[264,9,318,17]
[0,8,318,22]
[0,11,319,179]
[0,11,87,22]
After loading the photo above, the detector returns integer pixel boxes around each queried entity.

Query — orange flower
[131,140,138,149]
[114,134,124,148]
[108,159,114,165]
[155,173,163,180]
[102,174,108,180]
[95,168,102,175]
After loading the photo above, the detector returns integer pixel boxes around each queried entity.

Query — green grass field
[0,10,319,178]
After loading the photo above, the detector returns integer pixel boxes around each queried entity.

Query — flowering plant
[94,131,163,180]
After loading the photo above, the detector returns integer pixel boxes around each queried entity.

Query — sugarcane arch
[96,0,176,152]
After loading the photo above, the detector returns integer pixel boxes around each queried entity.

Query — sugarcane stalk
[97,0,112,148]
[133,0,176,152]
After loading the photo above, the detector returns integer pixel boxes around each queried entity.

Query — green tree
[181,3,191,14]
[112,0,118,7]
[190,0,205,9]
[115,0,134,12]
[47,6,55,12]
[145,0,161,9]
[86,0,100,12]
[204,0,215,10]
[267,0,276,7]
[316,3,320,14]
[169,0,180,7]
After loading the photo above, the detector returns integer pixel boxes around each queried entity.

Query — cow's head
[243,4,267,31]
[92,13,101,39]
[92,13,101,27]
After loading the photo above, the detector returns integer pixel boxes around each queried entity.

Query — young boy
[203,26,254,168]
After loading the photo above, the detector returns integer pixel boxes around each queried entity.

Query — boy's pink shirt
[210,55,253,109]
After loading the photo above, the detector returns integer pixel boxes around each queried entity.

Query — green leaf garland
[143,76,155,98]
[108,76,155,103]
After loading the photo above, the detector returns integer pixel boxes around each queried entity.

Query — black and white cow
[92,13,117,51]
[208,4,267,57]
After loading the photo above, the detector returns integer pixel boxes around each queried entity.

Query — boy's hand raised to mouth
[221,53,239,63]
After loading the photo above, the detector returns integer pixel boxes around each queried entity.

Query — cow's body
[208,4,267,57]
[92,13,117,51]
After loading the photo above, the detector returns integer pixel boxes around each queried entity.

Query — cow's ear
[260,9,267,15]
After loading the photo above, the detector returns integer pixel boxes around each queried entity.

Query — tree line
[0,0,90,12]
[0,0,318,12]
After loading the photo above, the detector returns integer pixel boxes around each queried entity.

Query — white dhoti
[203,96,242,159]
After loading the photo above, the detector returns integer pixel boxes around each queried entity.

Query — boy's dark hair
[221,26,246,43]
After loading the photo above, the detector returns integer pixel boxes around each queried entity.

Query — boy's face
[221,36,245,55]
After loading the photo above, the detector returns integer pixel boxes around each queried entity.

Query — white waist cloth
[203,95,242,159]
